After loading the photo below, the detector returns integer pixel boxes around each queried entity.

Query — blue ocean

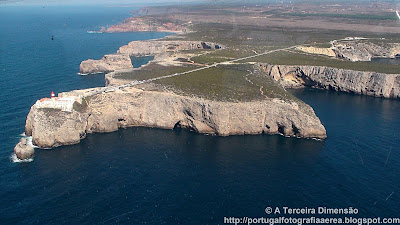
[1,4,400,225]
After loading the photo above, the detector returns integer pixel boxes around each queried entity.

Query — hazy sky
[0,0,201,6]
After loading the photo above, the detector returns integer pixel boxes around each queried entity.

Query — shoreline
[14,3,400,154]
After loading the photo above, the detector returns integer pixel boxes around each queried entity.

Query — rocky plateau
[79,40,222,74]
[263,64,400,98]
[24,86,327,149]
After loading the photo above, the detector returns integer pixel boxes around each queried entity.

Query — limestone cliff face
[24,87,326,148]
[263,64,400,98]
[79,54,133,74]
[297,40,400,62]
[117,40,221,56]
[79,40,222,74]
[332,41,400,62]
[25,106,89,148]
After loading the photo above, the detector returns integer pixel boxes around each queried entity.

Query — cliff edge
[263,64,400,98]
[79,40,222,74]
[24,87,326,148]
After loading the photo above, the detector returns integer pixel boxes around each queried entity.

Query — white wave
[19,133,39,148]
[77,72,104,76]
[26,136,39,149]
[87,31,103,34]
[10,153,34,163]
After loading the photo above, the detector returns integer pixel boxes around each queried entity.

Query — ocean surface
[1,5,400,225]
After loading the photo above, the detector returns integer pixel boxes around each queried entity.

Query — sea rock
[24,87,327,148]
[14,138,34,160]
[79,54,132,74]
[263,64,400,98]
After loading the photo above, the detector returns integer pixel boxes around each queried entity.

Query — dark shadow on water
[130,55,154,68]
[371,57,400,65]
[3,87,400,224]
[6,127,325,224]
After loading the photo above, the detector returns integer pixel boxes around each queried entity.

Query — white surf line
[115,45,301,89]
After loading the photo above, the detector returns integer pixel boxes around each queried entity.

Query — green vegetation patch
[190,54,234,65]
[276,12,398,21]
[73,97,88,113]
[153,63,301,102]
[113,63,200,81]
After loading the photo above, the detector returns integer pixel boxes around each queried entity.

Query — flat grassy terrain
[114,63,200,81]
[270,12,398,21]
[110,2,400,103]
[181,22,400,74]
[153,64,300,103]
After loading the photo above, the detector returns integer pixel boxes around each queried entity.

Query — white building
[35,96,82,112]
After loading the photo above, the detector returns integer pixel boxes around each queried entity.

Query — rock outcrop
[296,46,336,57]
[332,41,400,62]
[79,40,222,74]
[298,40,400,62]
[24,87,326,148]
[263,64,400,98]
[117,40,222,56]
[14,138,34,160]
[79,54,133,74]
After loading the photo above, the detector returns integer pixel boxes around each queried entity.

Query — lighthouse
[51,91,55,98]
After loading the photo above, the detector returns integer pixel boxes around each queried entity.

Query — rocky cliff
[263,64,400,98]
[79,40,222,74]
[117,40,221,56]
[332,40,400,62]
[24,87,326,148]
[99,17,188,33]
[79,54,133,74]
[298,40,400,62]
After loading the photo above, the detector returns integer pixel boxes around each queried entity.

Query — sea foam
[10,153,34,163]
[20,133,38,148]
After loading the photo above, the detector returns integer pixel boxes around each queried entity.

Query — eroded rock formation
[263,64,400,98]
[79,40,222,74]
[79,54,133,74]
[332,40,400,62]
[298,39,400,62]
[24,87,326,148]
[14,138,34,160]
